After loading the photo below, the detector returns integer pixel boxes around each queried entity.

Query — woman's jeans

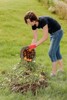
[48,29,63,62]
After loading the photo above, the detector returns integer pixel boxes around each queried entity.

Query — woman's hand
[29,44,36,50]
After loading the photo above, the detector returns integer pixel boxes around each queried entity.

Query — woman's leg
[49,29,63,75]
[49,37,58,75]
[57,59,64,71]
[56,46,64,71]
[52,61,57,75]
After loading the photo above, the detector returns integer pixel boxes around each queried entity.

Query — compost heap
[0,61,48,95]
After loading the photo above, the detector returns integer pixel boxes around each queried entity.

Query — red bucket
[20,46,36,62]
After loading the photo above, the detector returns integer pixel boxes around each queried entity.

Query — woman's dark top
[32,16,61,34]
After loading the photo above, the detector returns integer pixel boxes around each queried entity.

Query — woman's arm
[36,25,48,46]
[31,29,38,44]
[29,25,48,50]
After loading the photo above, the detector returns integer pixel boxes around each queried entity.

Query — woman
[24,11,64,76]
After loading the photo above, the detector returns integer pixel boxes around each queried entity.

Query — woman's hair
[24,11,38,24]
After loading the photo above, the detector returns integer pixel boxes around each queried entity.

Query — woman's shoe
[50,73,56,77]
[57,69,64,73]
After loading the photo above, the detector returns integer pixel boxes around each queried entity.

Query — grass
[0,0,67,100]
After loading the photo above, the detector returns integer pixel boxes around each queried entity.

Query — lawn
[0,0,67,100]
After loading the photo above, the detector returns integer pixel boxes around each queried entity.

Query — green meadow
[0,0,67,100]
